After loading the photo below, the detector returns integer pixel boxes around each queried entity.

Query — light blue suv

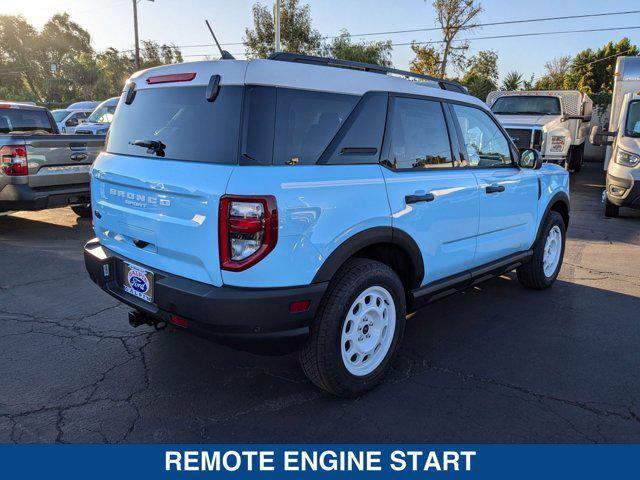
[84,53,570,396]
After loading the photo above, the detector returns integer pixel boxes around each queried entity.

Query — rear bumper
[606,174,640,208]
[84,239,327,354]
[0,183,90,213]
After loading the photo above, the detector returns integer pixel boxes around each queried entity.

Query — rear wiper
[130,139,166,157]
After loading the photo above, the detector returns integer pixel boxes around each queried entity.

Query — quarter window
[273,89,358,165]
[383,97,453,169]
[453,105,512,167]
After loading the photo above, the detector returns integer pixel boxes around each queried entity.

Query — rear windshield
[491,96,561,115]
[106,86,243,164]
[0,108,55,134]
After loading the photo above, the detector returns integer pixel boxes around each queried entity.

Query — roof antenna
[205,20,235,60]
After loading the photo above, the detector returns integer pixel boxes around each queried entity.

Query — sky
[4,0,640,81]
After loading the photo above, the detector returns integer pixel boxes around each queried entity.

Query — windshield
[491,96,561,115]
[106,85,242,164]
[625,101,640,138]
[52,110,70,122]
[0,108,55,134]
[87,103,116,123]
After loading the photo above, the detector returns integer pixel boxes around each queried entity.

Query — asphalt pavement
[1,162,639,443]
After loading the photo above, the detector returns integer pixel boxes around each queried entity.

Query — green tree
[501,71,523,91]
[409,43,441,76]
[244,0,322,58]
[564,38,638,100]
[534,55,571,90]
[431,0,482,76]
[459,49,497,99]
[323,30,392,66]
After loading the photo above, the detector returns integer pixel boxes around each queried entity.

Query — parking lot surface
[1,162,639,443]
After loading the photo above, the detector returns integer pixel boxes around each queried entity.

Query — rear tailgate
[92,154,234,287]
[91,62,247,287]
[26,135,104,188]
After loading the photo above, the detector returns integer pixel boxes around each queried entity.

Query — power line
[114,8,640,53]
[394,25,640,46]
[331,9,640,39]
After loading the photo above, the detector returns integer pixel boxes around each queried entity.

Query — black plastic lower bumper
[84,239,327,354]
[606,174,640,208]
[0,183,90,213]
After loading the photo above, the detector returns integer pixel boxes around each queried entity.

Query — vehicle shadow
[131,273,640,442]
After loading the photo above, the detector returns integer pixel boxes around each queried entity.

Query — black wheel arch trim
[311,226,424,287]
[535,191,570,243]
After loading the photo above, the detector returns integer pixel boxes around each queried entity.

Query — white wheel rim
[340,285,396,377]
[543,225,562,277]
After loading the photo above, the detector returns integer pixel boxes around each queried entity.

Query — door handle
[405,193,435,204]
[485,184,505,194]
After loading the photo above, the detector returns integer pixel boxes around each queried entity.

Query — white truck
[590,56,640,217]
[487,90,593,171]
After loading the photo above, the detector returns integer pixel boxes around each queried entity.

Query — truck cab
[487,90,592,172]
[591,57,640,217]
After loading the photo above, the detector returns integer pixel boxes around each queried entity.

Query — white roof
[129,58,486,109]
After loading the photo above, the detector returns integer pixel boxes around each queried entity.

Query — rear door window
[106,86,243,164]
[382,97,454,169]
[273,89,358,165]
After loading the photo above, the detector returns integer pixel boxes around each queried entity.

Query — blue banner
[1,444,639,479]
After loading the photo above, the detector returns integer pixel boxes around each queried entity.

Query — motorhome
[591,56,640,217]
[487,90,592,171]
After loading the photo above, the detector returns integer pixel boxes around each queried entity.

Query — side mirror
[590,125,615,146]
[519,149,543,170]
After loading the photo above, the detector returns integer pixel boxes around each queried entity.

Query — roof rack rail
[267,52,468,95]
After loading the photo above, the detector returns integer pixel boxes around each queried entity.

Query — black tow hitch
[128,310,167,330]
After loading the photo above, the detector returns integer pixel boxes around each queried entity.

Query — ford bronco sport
[84,53,570,397]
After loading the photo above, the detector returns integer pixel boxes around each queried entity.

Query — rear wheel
[517,211,565,289]
[71,203,92,218]
[604,197,620,218]
[300,258,406,397]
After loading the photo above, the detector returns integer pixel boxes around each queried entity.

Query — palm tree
[501,71,523,91]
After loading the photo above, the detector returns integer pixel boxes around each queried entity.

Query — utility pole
[132,0,140,69]
[274,0,281,52]
[132,0,154,70]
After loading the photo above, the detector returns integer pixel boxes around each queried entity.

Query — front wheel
[604,197,619,218]
[517,211,566,289]
[299,258,406,397]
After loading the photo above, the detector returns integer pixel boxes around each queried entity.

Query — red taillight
[219,195,278,272]
[146,72,196,85]
[0,145,28,176]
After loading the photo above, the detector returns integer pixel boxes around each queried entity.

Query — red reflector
[289,300,311,313]
[0,104,13,109]
[169,315,188,328]
[146,72,196,85]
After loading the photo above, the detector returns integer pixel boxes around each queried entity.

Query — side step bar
[411,250,533,310]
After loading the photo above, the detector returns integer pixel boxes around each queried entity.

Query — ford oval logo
[70,152,88,162]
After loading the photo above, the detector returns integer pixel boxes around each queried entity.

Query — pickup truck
[487,90,593,172]
[0,102,104,217]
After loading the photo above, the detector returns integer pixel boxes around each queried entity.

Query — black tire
[604,197,619,218]
[299,258,406,397]
[71,203,92,218]
[517,211,566,290]
[571,144,584,173]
